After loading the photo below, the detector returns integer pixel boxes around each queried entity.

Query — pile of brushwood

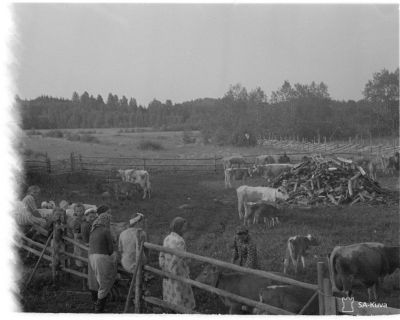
[272,154,391,207]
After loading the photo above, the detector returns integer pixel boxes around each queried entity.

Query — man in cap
[231,225,258,269]
[118,212,147,273]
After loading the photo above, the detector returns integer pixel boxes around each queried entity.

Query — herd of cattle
[222,152,400,189]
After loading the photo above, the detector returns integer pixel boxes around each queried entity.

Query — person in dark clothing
[87,205,117,313]
[231,226,258,269]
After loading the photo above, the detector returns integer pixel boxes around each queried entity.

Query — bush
[44,130,63,138]
[137,140,164,151]
[80,134,99,143]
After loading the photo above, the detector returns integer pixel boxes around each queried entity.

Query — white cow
[118,169,151,199]
[236,185,289,219]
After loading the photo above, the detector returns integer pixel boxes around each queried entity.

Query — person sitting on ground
[118,213,147,274]
[231,225,258,269]
[88,205,117,313]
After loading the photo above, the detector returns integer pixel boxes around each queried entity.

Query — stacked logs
[271,154,390,206]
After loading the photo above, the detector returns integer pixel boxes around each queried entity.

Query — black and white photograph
[3,1,400,315]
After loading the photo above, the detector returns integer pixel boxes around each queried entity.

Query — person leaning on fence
[118,213,147,274]
[159,217,196,311]
[231,225,258,269]
[88,206,117,313]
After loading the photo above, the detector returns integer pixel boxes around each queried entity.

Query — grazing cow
[254,285,319,315]
[118,169,151,199]
[329,242,400,301]
[243,201,281,228]
[278,153,291,164]
[254,155,275,166]
[283,234,319,275]
[251,163,294,181]
[224,168,252,188]
[222,155,247,171]
[196,264,283,314]
[237,186,289,220]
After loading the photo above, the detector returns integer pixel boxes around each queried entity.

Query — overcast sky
[13,3,399,106]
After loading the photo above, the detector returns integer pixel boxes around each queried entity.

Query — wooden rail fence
[18,227,400,315]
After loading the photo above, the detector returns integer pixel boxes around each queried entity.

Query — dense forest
[18,68,399,146]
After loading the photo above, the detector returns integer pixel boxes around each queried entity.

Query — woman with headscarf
[231,225,258,269]
[87,205,117,313]
[159,217,195,311]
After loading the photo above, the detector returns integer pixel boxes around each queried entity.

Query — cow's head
[307,234,319,246]
[276,187,289,201]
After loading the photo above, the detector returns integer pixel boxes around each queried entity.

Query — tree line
[18,68,399,146]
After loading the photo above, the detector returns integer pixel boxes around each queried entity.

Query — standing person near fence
[17,185,47,234]
[88,205,117,313]
[81,208,97,244]
[231,226,258,269]
[159,217,196,311]
[118,213,147,273]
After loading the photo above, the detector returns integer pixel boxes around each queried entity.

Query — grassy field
[18,129,400,313]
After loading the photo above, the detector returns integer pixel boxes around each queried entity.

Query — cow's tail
[328,247,342,293]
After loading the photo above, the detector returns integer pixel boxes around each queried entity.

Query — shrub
[44,130,63,138]
[80,134,99,143]
[137,140,164,151]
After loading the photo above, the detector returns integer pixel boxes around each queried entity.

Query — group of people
[17,185,260,313]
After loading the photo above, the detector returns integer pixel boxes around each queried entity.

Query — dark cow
[196,264,287,314]
[283,235,319,274]
[254,285,319,315]
[278,152,291,164]
[329,242,400,301]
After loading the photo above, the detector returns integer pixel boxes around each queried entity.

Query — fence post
[323,278,336,315]
[79,154,83,171]
[134,230,144,313]
[317,262,325,315]
[143,158,146,170]
[46,154,51,174]
[51,224,57,285]
[214,155,217,174]
[70,152,75,172]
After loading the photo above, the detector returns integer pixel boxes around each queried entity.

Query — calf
[278,153,291,164]
[224,168,251,188]
[118,169,151,199]
[237,185,289,220]
[329,242,400,301]
[243,201,281,228]
[196,264,280,314]
[283,234,319,275]
[254,285,319,315]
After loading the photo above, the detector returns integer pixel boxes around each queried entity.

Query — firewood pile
[271,154,391,206]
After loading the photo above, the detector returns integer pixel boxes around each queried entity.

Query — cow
[328,242,400,301]
[118,169,151,199]
[243,201,281,228]
[237,186,289,220]
[386,152,399,175]
[283,234,319,275]
[221,155,247,171]
[196,264,284,314]
[251,163,294,181]
[224,168,252,188]
[254,285,319,315]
